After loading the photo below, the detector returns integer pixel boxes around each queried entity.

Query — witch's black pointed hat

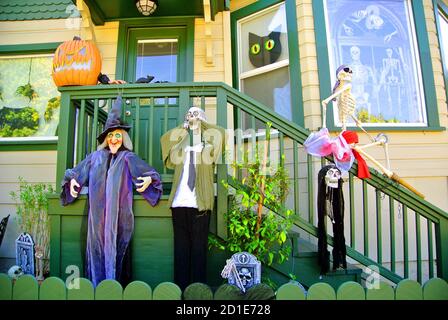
[97,95,132,143]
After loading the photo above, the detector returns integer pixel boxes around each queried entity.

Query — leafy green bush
[0,106,39,137]
[44,96,60,122]
[10,177,54,275]
[356,107,399,123]
[210,124,295,266]
[15,83,38,102]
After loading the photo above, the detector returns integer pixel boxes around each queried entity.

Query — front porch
[48,82,448,289]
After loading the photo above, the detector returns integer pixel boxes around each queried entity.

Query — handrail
[56,82,448,283]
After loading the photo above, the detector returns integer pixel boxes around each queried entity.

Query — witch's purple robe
[60,148,162,286]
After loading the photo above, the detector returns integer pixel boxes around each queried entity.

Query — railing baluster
[416,212,422,283]
[293,141,299,215]
[148,97,154,164]
[216,87,228,240]
[91,99,99,153]
[278,132,285,208]
[390,197,396,273]
[428,221,434,278]
[363,180,369,257]
[163,97,168,175]
[403,205,409,278]
[236,107,243,180]
[307,155,314,224]
[76,99,86,164]
[201,95,205,110]
[349,172,355,249]
[265,122,271,170]
[134,98,141,155]
[251,115,256,161]
[376,189,382,264]
[279,132,284,167]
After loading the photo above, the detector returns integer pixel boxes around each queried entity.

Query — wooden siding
[0,151,57,258]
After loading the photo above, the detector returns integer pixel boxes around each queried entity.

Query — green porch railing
[56,82,448,284]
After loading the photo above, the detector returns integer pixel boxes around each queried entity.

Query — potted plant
[10,177,54,279]
[209,123,295,288]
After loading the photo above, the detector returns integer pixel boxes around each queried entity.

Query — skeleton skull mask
[184,107,207,130]
[336,65,353,82]
[325,167,341,188]
[238,267,253,287]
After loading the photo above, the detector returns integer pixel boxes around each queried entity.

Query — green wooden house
[1,0,448,294]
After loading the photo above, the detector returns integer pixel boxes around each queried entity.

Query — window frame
[231,0,304,127]
[313,0,444,132]
[434,0,448,111]
[0,42,61,151]
[115,17,195,82]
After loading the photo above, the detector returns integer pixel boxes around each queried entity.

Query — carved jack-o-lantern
[52,36,102,86]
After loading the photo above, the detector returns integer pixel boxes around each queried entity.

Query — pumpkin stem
[73,36,82,41]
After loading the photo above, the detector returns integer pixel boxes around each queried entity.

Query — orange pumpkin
[52,36,102,86]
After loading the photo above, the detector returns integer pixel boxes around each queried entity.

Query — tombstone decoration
[15,233,35,275]
[221,252,261,293]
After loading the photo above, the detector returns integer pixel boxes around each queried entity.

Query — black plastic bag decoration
[317,165,347,276]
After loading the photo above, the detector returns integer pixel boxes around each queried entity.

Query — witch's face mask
[107,129,123,154]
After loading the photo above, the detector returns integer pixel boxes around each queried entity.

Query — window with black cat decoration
[248,31,282,68]
[236,2,293,124]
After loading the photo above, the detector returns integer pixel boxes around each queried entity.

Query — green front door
[122,26,190,173]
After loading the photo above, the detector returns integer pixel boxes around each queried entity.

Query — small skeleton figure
[321,65,371,136]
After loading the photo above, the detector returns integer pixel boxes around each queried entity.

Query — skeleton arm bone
[321,84,352,129]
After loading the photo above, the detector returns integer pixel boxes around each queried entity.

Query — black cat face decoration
[248,31,282,68]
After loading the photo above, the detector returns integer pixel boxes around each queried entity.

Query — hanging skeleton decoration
[305,65,425,198]
[317,165,347,276]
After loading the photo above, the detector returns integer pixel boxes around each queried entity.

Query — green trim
[83,0,106,26]
[231,0,304,126]
[0,43,61,150]
[0,139,57,151]
[115,17,195,82]
[0,43,61,56]
[313,0,442,131]
[434,0,448,112]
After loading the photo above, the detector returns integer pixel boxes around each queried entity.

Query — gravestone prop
[16,233,35,275]
[221,252,261,293]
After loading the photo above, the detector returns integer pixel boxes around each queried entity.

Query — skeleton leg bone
[352,146,425,198]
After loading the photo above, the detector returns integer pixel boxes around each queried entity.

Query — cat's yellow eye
[250,43,260,55]
[265,39,275,51]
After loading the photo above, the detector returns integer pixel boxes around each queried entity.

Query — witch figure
[60,95,163,287]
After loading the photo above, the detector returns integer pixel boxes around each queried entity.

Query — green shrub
[210,123,295,267]
[10,177,54,275]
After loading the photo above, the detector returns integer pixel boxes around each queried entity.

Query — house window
[237,2,293,121]
[0,54,60,138]
[323,0,426,127]
[437,3,448,110]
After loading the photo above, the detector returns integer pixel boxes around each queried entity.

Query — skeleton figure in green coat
[161,107,225,289]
